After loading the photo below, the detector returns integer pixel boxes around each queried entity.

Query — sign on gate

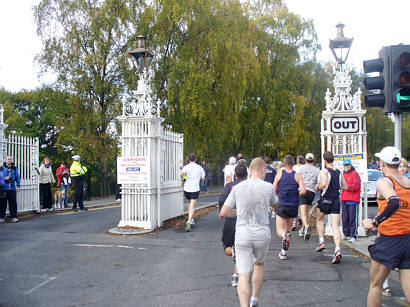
[331,117,359,133]
[117,157,150,184]
[334,153,368,182]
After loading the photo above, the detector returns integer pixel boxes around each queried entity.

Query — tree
[34,0,146,196]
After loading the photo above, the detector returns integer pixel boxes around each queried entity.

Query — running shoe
[382,287,392,297]
[349,237,357,243]
[10,218,19,223]
[291,222,298,231]
[282,231,291,250]
[332,250,342,264]
[185,222,191,232]
[278,251,287,260]
[0,218,5,223]
[298,229,304,237]
[189,219,195,225]
[304,226,312,241]
[249,298,259,307]
[315,242,325,252]
[231,274,239,287]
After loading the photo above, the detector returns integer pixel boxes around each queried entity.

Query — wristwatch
[371,218,379,227]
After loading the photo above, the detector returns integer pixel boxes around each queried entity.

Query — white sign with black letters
[331,117,359,133]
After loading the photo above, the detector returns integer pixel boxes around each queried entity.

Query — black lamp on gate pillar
[127,35,154,72]
[329,23,353,64]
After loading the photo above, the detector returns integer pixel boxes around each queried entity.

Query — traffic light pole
[394,113,402,151]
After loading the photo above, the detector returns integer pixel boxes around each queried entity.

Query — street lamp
[329,23,353,64]
[127,35,154,72]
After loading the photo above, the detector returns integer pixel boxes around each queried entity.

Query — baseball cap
[72,155,81,161]
[343,159,352,166]
[375,146,401,165]
[229,157,236,165]
[305,153,314,161]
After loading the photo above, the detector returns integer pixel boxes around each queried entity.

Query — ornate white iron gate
[0,105,40,213]
[117,73,184,229]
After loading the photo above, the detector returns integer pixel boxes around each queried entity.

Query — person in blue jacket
[0,155,20,223]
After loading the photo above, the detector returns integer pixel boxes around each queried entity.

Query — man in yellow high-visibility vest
[70,155,88,212]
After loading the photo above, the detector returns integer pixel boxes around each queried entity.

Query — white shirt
[224,178,278,241]
[182,162,205,192]
[224,164,236,185]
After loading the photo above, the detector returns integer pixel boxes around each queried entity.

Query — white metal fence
[0,134,40,213]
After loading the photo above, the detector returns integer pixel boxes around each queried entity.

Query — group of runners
[180,147,409,307]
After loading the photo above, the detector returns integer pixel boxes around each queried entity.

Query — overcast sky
[0,0,409,92]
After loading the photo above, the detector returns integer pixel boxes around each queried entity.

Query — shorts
[276,205,299,218]
[299,190,316,206]
[221,218,236,249]
[318,198,340,215]
[368,234,410,270]
[235,239,270,274]
[184,191,199,200]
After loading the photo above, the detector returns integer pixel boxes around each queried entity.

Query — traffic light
[390,45,410,112]
[363,47,390,113]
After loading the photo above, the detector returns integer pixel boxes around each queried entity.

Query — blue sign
[126,167,140,172]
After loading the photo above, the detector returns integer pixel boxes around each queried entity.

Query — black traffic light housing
[363,47,390,113]
[390,45,410,112]
[363,45,410,114]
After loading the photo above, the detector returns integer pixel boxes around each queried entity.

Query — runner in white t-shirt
[220,158,279,307]
[223,156,236,186]
[180,153,205,232]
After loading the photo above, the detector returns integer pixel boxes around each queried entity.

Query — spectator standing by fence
[0,156,20,222]
[39,157,56,211]
[56,161,70,208]
[70,155,88,212]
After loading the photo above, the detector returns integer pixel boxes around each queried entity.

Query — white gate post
[117,71,184,230]
[321,64,368,237]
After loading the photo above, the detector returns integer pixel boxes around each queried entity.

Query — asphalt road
[0,198,405,307]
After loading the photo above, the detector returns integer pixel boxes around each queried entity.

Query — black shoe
[72,208,78,212]
[80,208,88,211]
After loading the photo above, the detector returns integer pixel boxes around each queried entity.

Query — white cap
[72,155,81,161]
[305,153,314,161]
[229,157,236,165]
[375,146,401,165]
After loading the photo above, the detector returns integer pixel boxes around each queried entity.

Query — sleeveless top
[278,170,299,206]
[322,168,341,200]
[378,176,410,236]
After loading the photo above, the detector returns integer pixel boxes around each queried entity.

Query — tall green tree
[34,0,146,195]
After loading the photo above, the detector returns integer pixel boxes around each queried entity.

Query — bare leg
[400,269,410,304]
[330,213,341,247]
[238,272,251,307]
[316,211,325,239]
[188,199,197,222]
[251,263,264,298]
[300,204,309,232]
[224,246,232,256]
[276,215,289,238]
[367,260,391,307]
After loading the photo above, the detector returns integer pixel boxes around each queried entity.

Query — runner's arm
[295,173,306,195]
[273,171,282,191]
[372,178,400,226]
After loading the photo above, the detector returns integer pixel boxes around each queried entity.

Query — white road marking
[73,244,138,249]
[25,276,56,295]
[323,253,358,257]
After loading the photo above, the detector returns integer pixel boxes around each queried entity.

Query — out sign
[331,117,359,133]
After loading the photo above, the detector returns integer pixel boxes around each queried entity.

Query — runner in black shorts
[218,163,248,287]
[315,151,347,264]
[362,146,410,306]
[273,155,306,260]
[297,153,319,240]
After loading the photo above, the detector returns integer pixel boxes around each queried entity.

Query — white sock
[335,246,340,253]
[232,273,238,277]
[281,249,286,254]
[250,296,258,302]
[319,237,324,244]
